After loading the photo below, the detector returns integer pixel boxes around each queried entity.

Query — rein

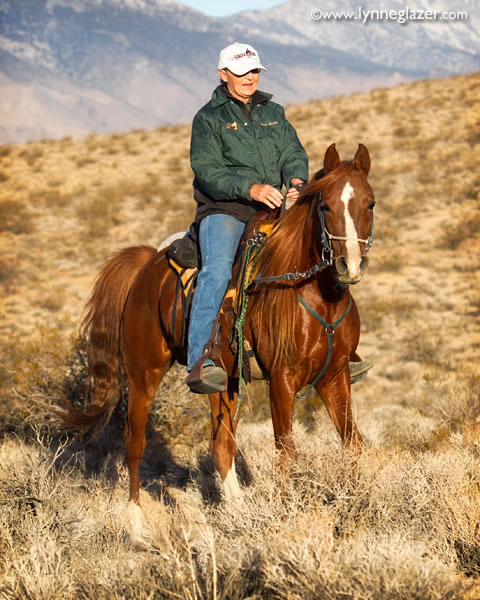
[253,260,331,284]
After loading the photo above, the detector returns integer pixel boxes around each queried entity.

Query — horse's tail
[61,245,157,436]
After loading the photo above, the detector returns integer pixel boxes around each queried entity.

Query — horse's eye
[368,201,375,210]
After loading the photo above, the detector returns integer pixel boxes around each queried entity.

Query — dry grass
[1,378,480,599]
[0,72,479,599]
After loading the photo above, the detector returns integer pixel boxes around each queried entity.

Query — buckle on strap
[246,231,266,247]
[321,246,333,265]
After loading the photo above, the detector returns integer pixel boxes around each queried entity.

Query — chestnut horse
[63,143,374,504]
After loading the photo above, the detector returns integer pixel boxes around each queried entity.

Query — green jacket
[191,85,309,224]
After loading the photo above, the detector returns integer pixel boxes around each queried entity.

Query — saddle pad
[168,258,197,298]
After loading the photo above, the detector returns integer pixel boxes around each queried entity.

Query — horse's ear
[354,143,370,175]
[323,143,340,174]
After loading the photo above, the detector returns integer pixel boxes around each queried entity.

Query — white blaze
[341,181,361,278]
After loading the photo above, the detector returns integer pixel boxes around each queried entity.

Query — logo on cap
[233,49,257,60]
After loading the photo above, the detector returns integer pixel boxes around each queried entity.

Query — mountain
[0,0,478,143]
[232,0,480,74]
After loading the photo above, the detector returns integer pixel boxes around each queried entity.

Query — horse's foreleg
[123,368,165,504]
[269,374,296,470]
[209,385,242,501]
[316,367,363,452]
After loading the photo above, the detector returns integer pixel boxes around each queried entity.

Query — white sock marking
[223,462,242,501]
[341,182,361,278]
[125,500,149,543]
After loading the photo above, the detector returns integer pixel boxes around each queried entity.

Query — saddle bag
[166,224,199,269]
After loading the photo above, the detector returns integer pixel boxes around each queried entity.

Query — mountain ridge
[0,0,478,143]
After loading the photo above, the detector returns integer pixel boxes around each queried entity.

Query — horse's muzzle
[335,255,369,284]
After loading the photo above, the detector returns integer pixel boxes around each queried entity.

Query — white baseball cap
[218,42,267,76]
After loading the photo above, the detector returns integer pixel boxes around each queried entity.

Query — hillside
[0,72,480,598]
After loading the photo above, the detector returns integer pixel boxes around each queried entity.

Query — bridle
[252,189,374,285]
[317,190,374,266]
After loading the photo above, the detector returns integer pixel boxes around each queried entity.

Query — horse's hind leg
[209,385,242,501]
[316,367,363,452]
[123,363,169,504]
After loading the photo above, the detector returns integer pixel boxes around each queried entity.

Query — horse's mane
[248,163,355,365]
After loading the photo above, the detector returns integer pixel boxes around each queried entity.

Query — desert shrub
[122,139,141,155]
[373,251,404,272]
[166,155,185,173]
[76,196,123,235]
[466,131,480,147]
[0,252,18,292]
[0,199,34,234]
[29,188,71,207]
[439,214,480,250]
[75,156,96,168]
[39,287,67,312]
[0,320,78,437]
[418,370,480,429]
[359,295,418,332]
[18,144,44,165]
[403,327,446,368]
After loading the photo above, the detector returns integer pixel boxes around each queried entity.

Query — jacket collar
[210,84,273,108]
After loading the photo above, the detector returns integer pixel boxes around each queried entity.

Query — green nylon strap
[295,293,353,400]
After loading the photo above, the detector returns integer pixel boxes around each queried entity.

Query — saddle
[166,210,277,378]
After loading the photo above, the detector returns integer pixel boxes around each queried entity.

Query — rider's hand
[286,178,305,202]
[250,184,283,210]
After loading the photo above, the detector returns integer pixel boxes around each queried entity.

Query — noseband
[317,190,374,265]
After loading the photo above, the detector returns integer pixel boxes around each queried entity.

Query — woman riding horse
[61,142,375,504]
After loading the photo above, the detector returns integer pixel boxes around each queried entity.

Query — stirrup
[185,364,227,395]
[349,359,373,385]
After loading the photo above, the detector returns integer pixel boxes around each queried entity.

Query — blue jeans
[187,214,246,371]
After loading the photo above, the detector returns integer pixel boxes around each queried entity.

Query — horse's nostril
[360,256,369,273]
[335,256,348,275]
